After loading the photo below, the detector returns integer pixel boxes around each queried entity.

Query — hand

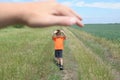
[61,30,64,33]
[0,1,84,28]
[61,30,66,36]
[19,1,84,27]
[53,30,57,34]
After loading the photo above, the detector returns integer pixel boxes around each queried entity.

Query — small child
[52,29,66,70]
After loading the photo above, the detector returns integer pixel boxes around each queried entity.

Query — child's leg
[59,58,64,70]
[55,50,59,64]
[59,58,63,65]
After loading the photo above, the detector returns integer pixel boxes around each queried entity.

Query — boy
[52,29,66,70]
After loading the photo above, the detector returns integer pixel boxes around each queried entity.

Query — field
[0,24,120,80]
[72,24,120,43]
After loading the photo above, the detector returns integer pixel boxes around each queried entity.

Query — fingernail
[69,17,76,25]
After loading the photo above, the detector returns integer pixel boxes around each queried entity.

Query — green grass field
[72,24,120,43]
[0,24,119,80]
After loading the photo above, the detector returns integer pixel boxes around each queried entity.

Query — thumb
[51,16,83,27]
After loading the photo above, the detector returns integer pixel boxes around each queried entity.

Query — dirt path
[57,28,79,80]
[60,50,79,80]
[55,27,120,80]
[62,27,120,80]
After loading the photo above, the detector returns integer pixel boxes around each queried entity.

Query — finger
[69,9,83,21]
[50,16,84,27]
[26,15,76,27]
[27,16,83,27]
[62,5,82,20]
[76,20,84,27]
[56,4,75,17]
[50,16,83,27]
[52,13,84,27]
[56,4,83,21]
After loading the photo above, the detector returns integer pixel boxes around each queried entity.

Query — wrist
[0,3,27,26]
[13,3,28,24]
[15,2,41,26]
[6,3,31,25]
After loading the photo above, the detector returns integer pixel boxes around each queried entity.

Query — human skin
[0,1,84,28]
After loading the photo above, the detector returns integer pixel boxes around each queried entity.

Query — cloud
[62,1,120,9]
[62,1,73,7]
[77,1,120,9]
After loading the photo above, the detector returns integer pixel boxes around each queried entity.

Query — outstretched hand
[0,0,84,28]
[24,1,84,27]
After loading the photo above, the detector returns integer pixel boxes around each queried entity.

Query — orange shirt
[52,36,66,50]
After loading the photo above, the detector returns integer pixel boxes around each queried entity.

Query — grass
[72,24,120,71]
[63,28,115,80]
[0,27,60,80]
[72,24,120,43]
[0,25,119,80]
[68,26,119,80]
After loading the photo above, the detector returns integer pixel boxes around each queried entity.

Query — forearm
[52,35,56,40]
[61,32,66,37]
[0,3,25,28]
[62,33,66,39]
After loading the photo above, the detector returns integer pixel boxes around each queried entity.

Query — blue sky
[0,0,120,24]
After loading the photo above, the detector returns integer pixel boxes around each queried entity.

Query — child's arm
[52,30,57,40]
[61,30,66,37]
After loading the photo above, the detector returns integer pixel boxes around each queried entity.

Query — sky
[0,0,120,24]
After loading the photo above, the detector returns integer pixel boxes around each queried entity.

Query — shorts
[55,50,63,58]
